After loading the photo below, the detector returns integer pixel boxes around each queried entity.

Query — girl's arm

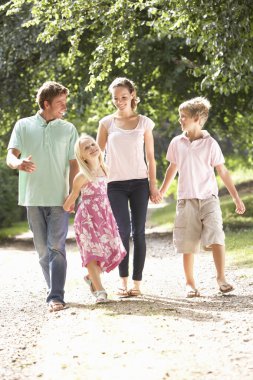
[69,159,79,192]
[144,129,161,203]
[215,164,246,214]
[159,163,178,197]
[63,173,87,212]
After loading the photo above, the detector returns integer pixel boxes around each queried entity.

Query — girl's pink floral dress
[74,177,126,272]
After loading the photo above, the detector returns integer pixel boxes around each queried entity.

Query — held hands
[63,195,76,213]
[18,155,36,173]
[150,187,163,204]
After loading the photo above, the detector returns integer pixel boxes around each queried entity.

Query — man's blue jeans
[27,206,69,304]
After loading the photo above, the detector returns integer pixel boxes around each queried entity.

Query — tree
[0,0,252,164]
[2,0,253,94]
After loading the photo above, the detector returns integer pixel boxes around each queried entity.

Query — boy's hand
[234,197,246,214]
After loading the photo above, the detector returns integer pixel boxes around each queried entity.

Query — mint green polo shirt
[8,113,79,206]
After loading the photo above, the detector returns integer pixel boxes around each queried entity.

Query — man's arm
[6,149,36,172]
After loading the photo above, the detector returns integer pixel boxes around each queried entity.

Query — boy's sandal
[186,288,200,298]
[48,300,65,312]
[95,290,108,304]
[84,275,96,296]
[127,288,142,297]
[219,283,234,293]
[116,288,129,298]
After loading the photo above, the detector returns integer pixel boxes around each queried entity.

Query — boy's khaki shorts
[173,196,225,254]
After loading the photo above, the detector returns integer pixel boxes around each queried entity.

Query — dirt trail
[0,234,253,380]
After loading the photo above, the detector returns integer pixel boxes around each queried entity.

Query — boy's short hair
[179,97,211,127]
[36,81,69,110]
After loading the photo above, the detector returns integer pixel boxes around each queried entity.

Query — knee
[132,229,145,241]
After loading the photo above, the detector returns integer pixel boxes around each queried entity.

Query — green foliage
[225,230,253,267]
[221,193,253,230]
[0,220,28,240]
[4,0,253,95]
[0,0,253,166]
[0,161,25,227]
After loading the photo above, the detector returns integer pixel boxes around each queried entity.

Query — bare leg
[87,260,104,292]
[127,279,142,297]
[183,253,196,288]
[120,276,128,290]
[183,254,200,297]
[212,244,234,292]
[133,280,141,291]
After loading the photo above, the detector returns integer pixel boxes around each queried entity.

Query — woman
[97,77,161,297]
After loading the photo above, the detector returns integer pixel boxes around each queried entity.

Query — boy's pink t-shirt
[166,131,225,199]
[99,114,154,182]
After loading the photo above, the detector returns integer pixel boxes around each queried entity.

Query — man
[6,81,79,312]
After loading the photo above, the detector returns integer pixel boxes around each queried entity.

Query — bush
[0,161,25,227]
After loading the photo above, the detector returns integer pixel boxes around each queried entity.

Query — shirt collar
[36,112,48,127]
[181,130,210,140]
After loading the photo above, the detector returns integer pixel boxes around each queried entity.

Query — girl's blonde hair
[74,134,108,181]
[109,77,140,111]
[179,97,211,127]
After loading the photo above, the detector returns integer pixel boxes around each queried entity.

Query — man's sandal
[48,300,65,312]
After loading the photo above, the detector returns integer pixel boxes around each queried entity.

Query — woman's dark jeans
[108,178,149,281]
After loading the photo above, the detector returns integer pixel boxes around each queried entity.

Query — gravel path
[0,234,253,380]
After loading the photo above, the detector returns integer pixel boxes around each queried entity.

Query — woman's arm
[159,163,178,197]
[144,129,161,203]
[63,173,87,212]
[96,123,108,152]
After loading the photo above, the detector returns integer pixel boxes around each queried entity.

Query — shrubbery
[0,161,25,227]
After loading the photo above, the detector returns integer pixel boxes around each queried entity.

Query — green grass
[149,190,253,267]
[225,230,253,267]
[0,221,29,240]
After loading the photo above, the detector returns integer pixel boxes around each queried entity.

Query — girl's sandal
[95,290,108,304]
[84,275,96,296]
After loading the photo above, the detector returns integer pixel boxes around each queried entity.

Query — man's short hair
[36,81,69,109]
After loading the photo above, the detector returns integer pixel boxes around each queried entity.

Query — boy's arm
[63,173,86,212]
[159,163,178,197]
[215,164,246,214]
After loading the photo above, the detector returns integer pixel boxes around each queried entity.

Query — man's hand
[18,155,36,173]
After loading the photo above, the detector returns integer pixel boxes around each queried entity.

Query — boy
[159,97,245,297]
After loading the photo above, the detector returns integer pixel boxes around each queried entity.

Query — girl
[97,77,161,297]
[63,134,126,303]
